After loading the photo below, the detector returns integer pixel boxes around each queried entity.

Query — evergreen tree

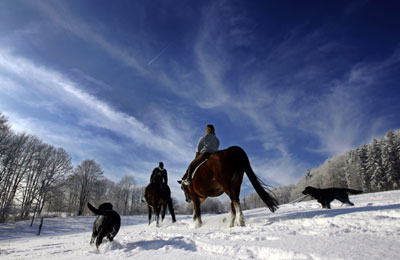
[382,131,400,189]
[367,139,384,191]
[357,145,369,192]
[344,150,362,189]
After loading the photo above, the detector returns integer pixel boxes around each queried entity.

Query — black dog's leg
[90,226,98,245]
[337,194,355,206]
[339,199,354,206]
[107,223,120,242]
[319,200,330,209]
[90,233,96,245]
[107,234,113,241]
[96,229,108,249]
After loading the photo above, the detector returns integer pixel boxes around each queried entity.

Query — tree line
[0,113,149,223]
[1,112,229,223]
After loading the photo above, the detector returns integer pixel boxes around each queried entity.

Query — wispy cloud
[0,49,193,163]
[304,50,400,156]
[36,1,149,76]
[148,45,169,66]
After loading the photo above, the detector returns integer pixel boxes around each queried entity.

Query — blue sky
[1,0,399,199]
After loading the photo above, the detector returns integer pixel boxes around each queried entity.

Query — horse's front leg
[155,206,161,227]
[192,196,202,227]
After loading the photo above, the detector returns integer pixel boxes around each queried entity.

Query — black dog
[302,186,363,209]
[87,202,121,248]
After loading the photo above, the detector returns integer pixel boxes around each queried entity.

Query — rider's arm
[150,168,156,181]
[164,170,168,185]
[196,135,205,156]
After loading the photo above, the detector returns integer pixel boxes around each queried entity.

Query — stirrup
[182,179,191,186]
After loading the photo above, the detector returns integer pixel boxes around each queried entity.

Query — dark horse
[178,146,278,227]
[143,174,176,226]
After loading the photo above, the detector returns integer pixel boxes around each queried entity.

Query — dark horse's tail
[167,197,177,222]
[234,146,279,213]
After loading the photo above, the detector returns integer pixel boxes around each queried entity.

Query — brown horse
[178,146,278,227]
[143,174,176,226]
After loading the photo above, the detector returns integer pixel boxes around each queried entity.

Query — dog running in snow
[87,202,121,248]
[302,186,363,209]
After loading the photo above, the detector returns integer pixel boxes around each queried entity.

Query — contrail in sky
[148,45,169,66]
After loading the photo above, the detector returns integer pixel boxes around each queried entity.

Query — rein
[288,194,309,204]
[190,159,208,181]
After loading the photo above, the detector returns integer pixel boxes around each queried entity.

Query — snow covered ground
[1,190,399,260]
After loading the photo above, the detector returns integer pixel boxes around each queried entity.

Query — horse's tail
[167,197,176,222]
[237,147,278,213]
[245,166,279,212]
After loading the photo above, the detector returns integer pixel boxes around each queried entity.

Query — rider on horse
[150,162,169,192]
[145,162,176,224]
[182,124,220,185]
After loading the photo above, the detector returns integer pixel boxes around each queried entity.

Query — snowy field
[0,190,399,260]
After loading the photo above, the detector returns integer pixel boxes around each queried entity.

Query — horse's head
[177,179,191,203]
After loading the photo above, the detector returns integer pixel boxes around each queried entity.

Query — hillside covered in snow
[1,190,399,260]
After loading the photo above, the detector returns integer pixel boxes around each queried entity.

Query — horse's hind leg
[233,201,245,226]
[161,204,166,222]
[230,201,236,227]
[147,206,152,225]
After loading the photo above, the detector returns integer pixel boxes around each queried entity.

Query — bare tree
[0,133,32,222]
[35,147,72,217]
[130,186,146,215]
[73,160,104,216]
[117,175,136,215]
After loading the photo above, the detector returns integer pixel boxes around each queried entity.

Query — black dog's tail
[344,188,363,195]
[87,202,114,216]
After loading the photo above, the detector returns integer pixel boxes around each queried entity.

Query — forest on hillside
[242,130,400,207]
